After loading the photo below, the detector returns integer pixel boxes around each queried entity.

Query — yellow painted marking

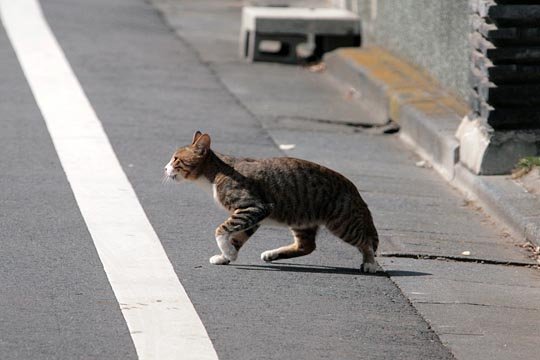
[336,46,469,122]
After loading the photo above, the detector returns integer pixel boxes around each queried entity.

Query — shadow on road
[231,263,431,277]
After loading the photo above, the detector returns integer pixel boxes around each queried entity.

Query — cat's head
[164,131,211,182]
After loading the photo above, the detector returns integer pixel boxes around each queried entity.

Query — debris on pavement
[519,241,540,261]
[278,144,296,150]
[306,62,326,73]
[415,160,432,169]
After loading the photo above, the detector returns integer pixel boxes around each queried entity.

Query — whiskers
[162,172,172,185]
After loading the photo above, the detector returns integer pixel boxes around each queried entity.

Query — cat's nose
[164,164,172,175]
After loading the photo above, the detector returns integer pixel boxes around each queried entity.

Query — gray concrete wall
[345,0,471,102]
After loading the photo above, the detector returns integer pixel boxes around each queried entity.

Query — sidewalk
[152,1,540,359]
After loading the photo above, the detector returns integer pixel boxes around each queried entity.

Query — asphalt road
[1,0,455,359]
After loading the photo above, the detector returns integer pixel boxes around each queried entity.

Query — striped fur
[165,132,379,273]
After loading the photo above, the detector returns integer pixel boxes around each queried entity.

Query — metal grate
[470,0,540,130]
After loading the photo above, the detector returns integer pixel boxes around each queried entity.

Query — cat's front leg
[209,254,231,265]
[210,206,270,265]
[209,227,239,265]
[214,232,238,262]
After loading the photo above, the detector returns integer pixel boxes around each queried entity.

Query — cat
[164,131,379,273]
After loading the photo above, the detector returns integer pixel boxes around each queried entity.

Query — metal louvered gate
[459,0,540,174]
[471,0,540,130]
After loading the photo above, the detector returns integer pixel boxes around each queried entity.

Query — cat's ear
[192,130,203,144]
[193,133,211,155]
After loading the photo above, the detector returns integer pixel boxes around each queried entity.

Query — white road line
[0,1,219,359]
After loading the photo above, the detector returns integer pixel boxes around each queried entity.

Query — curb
[324,46,540,249]
[453,164,540,248]
[325,47,467,181]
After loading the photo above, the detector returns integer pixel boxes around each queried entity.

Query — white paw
[209,254,230,265]
[216,235,237,261]
[261,250,279,262]
[361,262,379,274]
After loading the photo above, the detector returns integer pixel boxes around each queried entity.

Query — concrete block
[456,116,540,174]
[241,31,308,64]
[315,33,360,55]
[241,7,361,35]
[240,7,361,63]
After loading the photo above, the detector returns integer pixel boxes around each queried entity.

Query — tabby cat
[164,131,379,273]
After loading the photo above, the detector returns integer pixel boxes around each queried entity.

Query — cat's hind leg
[211,206,269,265]
[358,240,378,273]
[326,218,379,273]
[261,227,317,262]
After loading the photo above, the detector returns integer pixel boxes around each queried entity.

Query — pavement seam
[380,252,537,267]
[379,269,458,360]
[413,301,540,312]
[274,115,400,133]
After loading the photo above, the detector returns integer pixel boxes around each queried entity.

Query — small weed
[516,156,540,169]
[512,156,540,179]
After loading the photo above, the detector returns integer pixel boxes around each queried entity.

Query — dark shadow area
[385,269,431,277]
[231,263,431,277]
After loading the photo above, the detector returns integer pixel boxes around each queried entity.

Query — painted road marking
[0,1,219,359]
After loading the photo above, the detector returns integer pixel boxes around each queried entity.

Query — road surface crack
[414,300,540,312]
[380,252,536,267]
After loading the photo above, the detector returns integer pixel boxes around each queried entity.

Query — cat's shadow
[231,262,430,277]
